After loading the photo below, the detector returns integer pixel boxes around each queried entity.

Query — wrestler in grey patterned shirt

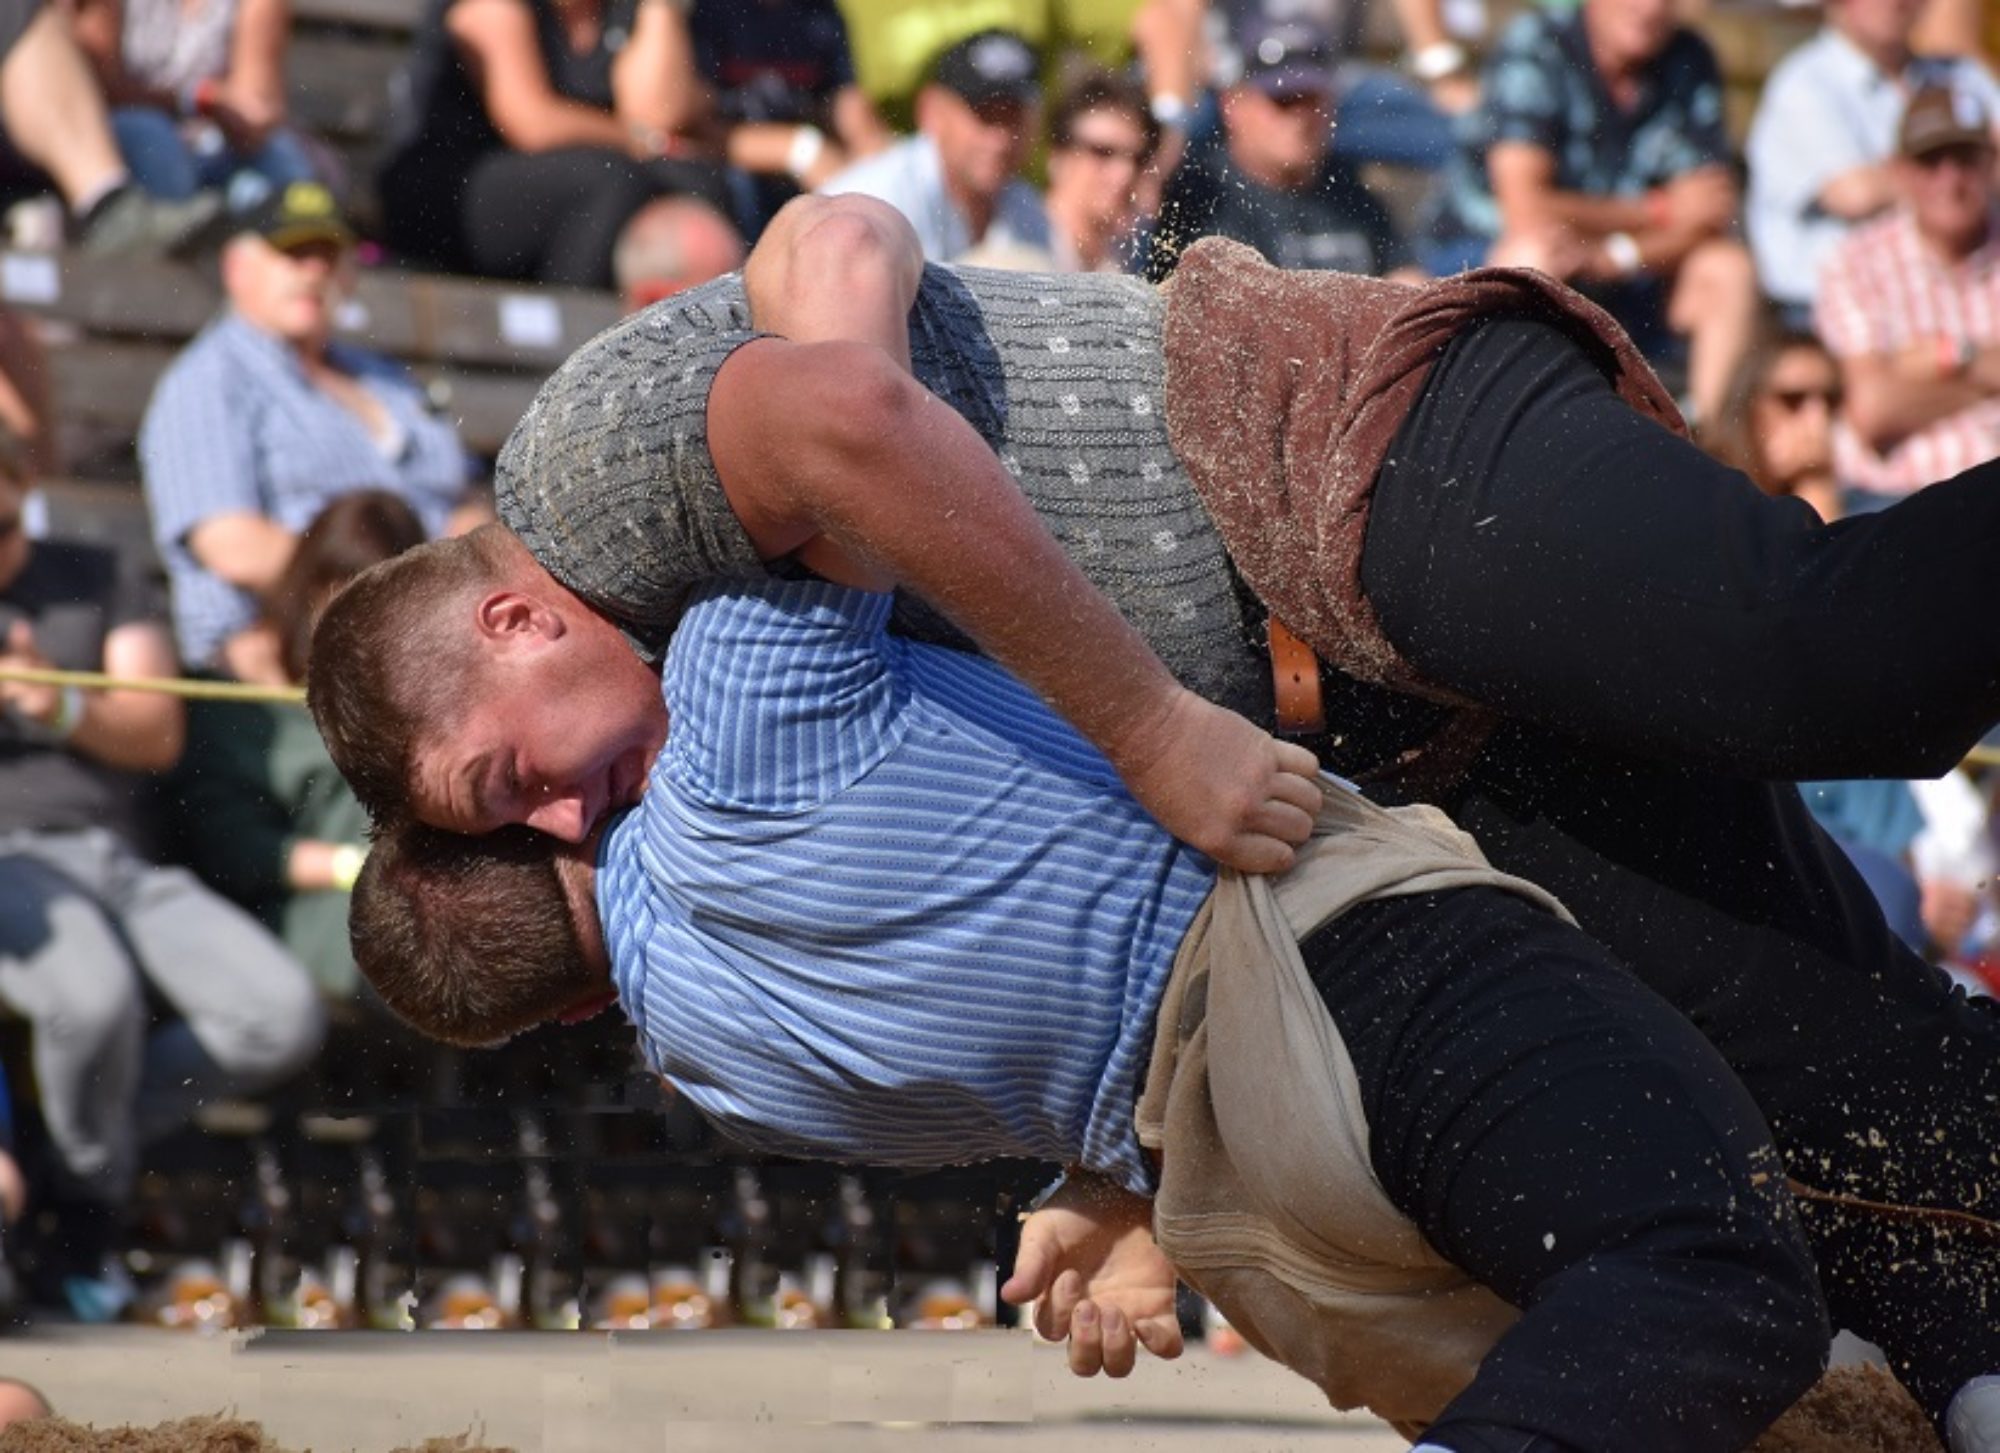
[496,263,1273,720]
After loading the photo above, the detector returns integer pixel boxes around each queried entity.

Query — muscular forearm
[65,690,183,771]
[722,194,1321,870]
[745,348,1193,772]
[187,513,297,595]
[611,0,709,137]
[1847,347,1999,451]
[1506,187,1652,241]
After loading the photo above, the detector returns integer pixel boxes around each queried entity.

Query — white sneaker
[1948,1375,2000,1453]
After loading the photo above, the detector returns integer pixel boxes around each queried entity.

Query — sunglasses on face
[1913,144,1996,173]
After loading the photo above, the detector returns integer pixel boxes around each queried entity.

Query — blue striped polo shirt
[598,578,1217,1192]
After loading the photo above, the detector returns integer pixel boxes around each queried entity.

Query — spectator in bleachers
[1423,0,1758,425]
[1815,84,2000,506]
[1148,15,1419,280]
[689,0,892,235]
[1043,69,1158,273]
[612,191,744,310]
[0,449,323,1320]
[139,181,474,680]
[1745,0,2000,320]
[0,0,221,252]
[1130,0,1465,176]
[65,0,326,213]
[376,0,739,289]
[165,491,423,1004]
[1705,324,1846,523]
[819,29,1050,264]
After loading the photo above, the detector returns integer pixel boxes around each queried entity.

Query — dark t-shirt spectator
[691,0,856,128]
[379,0,730,284]
[0,542,160,841]
[1148,136,1410,279]
[385,0,633,171]
[1427,9,1730,258]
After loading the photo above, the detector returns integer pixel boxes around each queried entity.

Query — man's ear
[471,588,569,647]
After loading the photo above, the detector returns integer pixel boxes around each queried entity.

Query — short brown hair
[308,525,519,819]
[350,819,593,1047]
[266,491,427,684]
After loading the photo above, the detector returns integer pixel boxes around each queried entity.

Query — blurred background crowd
[0,0,1995,1367]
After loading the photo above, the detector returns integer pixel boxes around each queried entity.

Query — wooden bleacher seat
[2,248,623,476]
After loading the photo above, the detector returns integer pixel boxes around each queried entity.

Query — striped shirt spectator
[140,313,468,670]
[1815,187,2000,496]
[600,578,1216,1193]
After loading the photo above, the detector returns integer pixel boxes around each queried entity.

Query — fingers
[1214,833,1296,876]
[1000,1238,1050,1308]
[1062,1304,1173,1378]
[1067,1302,1103,1376]
[1249,797,1315,847]
[1036,1267,1086,1343]
[1066,1301,1141,1378]
[1136,1313,1186,1362]
[1271,739,1320,779]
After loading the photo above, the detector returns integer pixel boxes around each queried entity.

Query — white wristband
[329,843,368,893]
[1149,93,1189,130]
[786,125,826,180]
[48,684,84,741]
[1409,40,1469,82]
[1604,230,1643,276]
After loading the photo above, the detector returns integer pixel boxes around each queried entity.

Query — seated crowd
[0,0,1996,1339]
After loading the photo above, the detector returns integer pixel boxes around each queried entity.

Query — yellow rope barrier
[5,663,2000,774]
[0,666,305,705]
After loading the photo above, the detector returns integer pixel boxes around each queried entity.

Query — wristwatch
[1408,41,1470,83]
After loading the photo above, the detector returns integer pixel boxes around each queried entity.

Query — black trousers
[384,146,734,291]
[1304,888,1826,1453]
[1356,316,2000,1419]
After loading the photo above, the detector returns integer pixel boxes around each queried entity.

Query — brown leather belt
[1268,617,1325,736]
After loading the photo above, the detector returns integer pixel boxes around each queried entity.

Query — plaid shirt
[1816,208,2000,496]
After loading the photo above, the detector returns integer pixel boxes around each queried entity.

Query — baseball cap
[1236,14,1337,99]
[1899,84,1994,159]
[237,180,354,251]
[930,30,1041,108]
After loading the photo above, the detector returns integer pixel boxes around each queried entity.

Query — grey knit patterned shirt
[495,264,1271,720]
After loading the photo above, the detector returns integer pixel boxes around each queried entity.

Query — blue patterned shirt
[1428,9,1731,253]
[598,579,1216,1192]
[139,314,471,668]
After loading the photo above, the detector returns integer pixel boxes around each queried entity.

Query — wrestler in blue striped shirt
[601,576,1215,1193]
[350,570,1838,1451]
